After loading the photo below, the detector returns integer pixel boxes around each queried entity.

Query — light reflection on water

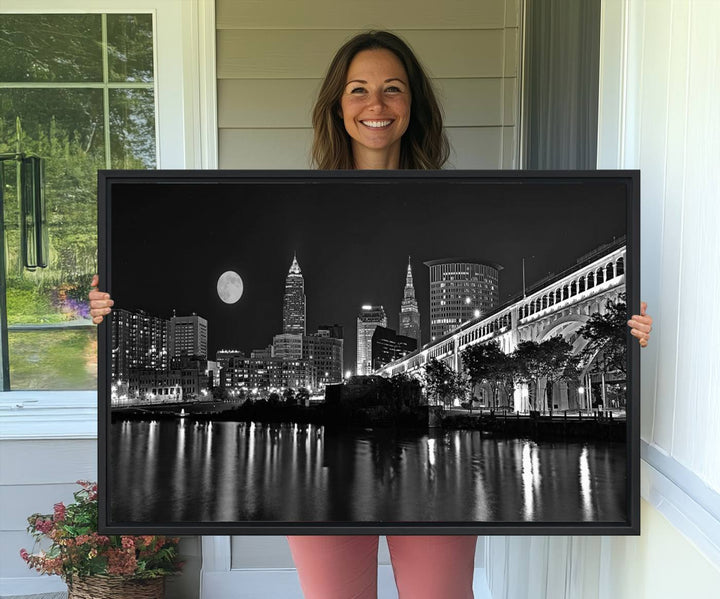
[110,421,626,524]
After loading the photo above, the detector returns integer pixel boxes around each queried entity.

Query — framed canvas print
[98,170,640,535]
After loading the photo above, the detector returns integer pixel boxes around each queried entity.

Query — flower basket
[67,575,164,599]
[20,481,182,596]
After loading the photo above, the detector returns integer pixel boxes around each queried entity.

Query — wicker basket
[67,575,165,599]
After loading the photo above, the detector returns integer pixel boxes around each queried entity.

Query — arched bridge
[376,245,626,411]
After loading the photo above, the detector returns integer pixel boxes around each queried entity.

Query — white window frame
[0,0,217,436]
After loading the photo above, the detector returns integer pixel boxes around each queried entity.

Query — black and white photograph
[99,170,639,534]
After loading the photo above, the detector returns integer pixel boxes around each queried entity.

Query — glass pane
[0,14,102,82]
[1,88,104,281]
[107,14,154,83]
[8,328,97,389]
[2,89,103,390]
[109,89,156,169]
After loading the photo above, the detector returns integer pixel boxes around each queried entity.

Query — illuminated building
[398,257,421,348]
[273,333,303,360]
[111,308,169,385]
[424,258,502,340]
[356,305,387,375]
[283,254,306,335]
[303,332,343,387]
[170,312,208,358]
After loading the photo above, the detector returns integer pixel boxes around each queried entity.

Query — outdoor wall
[484,0,720,596]
[216,0,521,170]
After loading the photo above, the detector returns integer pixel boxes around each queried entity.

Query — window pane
[8,328,97,389]
[107,14,154,83]
[110,89,156,169]
[0,14,103,82]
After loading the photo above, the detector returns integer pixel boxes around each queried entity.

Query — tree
[296,387,310,406]
[461,341,506,409]
[424,358,467,407]
[283,387,296,405]
[513,337,578,412]
[513,341,545,411]
[538,336,580,413]
[578,293,628,375]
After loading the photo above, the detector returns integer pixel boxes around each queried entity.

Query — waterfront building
[371,326,417,371]
[111,308,169,386]
[170,312,208,358]
[303,332,344,387]
[223,356,310,393]
[356,305,387,375]
[424,258,502,340]
[283,254,306,335]
[398,257,421,348]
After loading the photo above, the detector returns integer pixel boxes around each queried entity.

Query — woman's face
[340,49,411,166]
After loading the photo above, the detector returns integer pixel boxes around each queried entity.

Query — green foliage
[8,328,97,389]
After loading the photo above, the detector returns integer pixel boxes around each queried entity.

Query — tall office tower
[424,258,502,341]
[111,308,170,383]
[356,305,387,375]
[398,257,422,349]
[283,254,306,335]
[169,312,208,358]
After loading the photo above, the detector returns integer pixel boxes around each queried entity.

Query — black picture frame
[98,169,640,535]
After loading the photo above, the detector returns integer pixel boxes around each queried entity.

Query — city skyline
[109,178,627,370]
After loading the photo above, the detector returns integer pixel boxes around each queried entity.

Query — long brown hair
[311,31,449,170]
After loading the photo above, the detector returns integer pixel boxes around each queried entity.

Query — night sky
[108,174,628,370]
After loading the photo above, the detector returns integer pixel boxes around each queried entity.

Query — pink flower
[121,537,135,549]
[34,518,54,534]
[53,502,66,522]
[19,548,29,562]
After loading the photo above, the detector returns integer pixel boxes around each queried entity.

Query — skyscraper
[424,258,502,340]
[169,312,208,358]
[356,305,387,375]
[283,254,306,335]
[398,256,421,349]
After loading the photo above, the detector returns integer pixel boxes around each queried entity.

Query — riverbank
[112,401,626,441]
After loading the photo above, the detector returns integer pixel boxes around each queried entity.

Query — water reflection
[110,421,626,524]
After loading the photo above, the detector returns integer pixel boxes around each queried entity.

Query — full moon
[216,271,244,304]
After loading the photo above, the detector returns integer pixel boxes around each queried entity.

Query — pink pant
[287,535,477,599]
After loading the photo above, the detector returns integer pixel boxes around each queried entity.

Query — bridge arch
[536,313,589,345]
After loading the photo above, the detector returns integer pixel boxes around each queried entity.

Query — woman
[90,31,653,599]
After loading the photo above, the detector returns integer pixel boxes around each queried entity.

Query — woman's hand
[627,301,652,348]
[88,274,114,324]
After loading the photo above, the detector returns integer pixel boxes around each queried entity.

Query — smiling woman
[339,49,412,169]
[311,30,448,170]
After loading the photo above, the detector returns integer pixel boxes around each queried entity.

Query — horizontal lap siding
[216,0,521,170]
